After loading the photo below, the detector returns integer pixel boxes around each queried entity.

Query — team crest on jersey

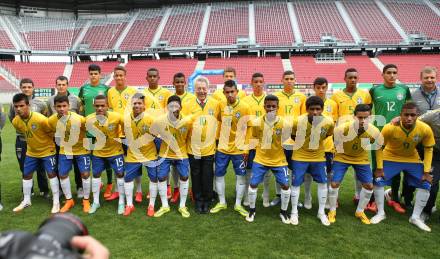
[142,125,149,133]
[356,97,362,104]
[275,128,282,135]
[320,127,328,136]
[108,124,115,131]
[397,93,404,101]
[124,93,130,100]
[208,109,214,116]
[326,105,332,112]
[180,127,187,133]
[413,134,421,142]
[294,97,299,104]
[158,96,164,101]
[235,112,241,118]
[31,123,37,131]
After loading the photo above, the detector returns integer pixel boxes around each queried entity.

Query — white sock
[23,179,33,204]
[374,186,385,215]
[179,179,189,208]
[244,169,251,200]
[328,186,339,211]
[136,177,142,193]
[215,176,226,204]
[248,187,257,209]
[304,174,313,201]
[92,177,101,205]
[82,177,91,200]
[158,181,169,208]
[117,177,125,205]
[412,188,430,219]
[235,175,246,206]
[290,186,300,215]
[124,181,134,206]
[149,181,158,206]
[60,177,72,200]
[171,166,179,189]
[317,183,327,215]
[356,188,373,213]
[354,175,362,199]
[49,177,60,205]
[262,172,271,201]
[275,181,281,195]
[281,188,291,211]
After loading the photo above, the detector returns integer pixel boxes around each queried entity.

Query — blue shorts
[124,162,157,182]
[58,154,91,177]
[157,158,189,181]
[375,161,430,190]
[23,155,56,176]
[215,151,246,177]
[291,160,327,186]
[331,161,372,184]
[325,152,334,174]
[246,149,256,169]
[92,155,125,177]
[250,162,289,186]
[284,149,293,170]
[154,138,161,153]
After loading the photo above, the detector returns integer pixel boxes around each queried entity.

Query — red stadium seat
[0,61,65,88]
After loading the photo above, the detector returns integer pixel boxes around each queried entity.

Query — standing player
[211,67,247,103]
[78,64,113,199]
[0,107,5,211]
[48,95,91,213]
[86,95,125,214]
[11,93,59,213]
[371,102,434,232]
[290,96,334,226]
[150,95,192,218]
[331,68,371,207]
[9,78,49,198]
[328,104,382,224]
[370,64,411,214]
[210,80,250,217]
[246,95,291,224]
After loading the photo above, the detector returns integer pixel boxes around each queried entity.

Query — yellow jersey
[85,111,124,157]
[273,90,306,121]
[48,112,89,156]
[331,89,371,118]
[151,114,192,159]
[333,121,382,165]
[292,115,334,162]
[185,98,221,157]
[252,116,288,167]
[218,99,251,155]
[242,93,266,118]
[212,88,247,104]
[178,91,197,116]
[107,86,138,115]
[322,98,339,153]
[379,120,435,172]
[144,86,172,110]
[12,112,55,157]
[124,113,157,162]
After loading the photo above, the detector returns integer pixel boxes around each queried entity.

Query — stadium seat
[0,61,65,87]
[0,29,15,50]
[0,75,17,92]
[81,18,129,50]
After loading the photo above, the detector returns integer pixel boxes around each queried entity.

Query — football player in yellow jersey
[328,104,382,224]
[86,95,125,215]
[210,80,251,217]
[290,96,334,226]
[331,68,372,205]
[122,93,157,216]
[145,68,173,110]
[186,77,220,213]
[211,67,247,103]
[242,73,267,207]
[150,95,193,218]
[48,95,91,213]
[246,95,291,224]
[371,102,435,232]
[11,94,59,214]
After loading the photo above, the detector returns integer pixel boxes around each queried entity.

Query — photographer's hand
[71,236,109,259]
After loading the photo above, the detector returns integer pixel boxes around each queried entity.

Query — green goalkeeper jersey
[78,83,110,116]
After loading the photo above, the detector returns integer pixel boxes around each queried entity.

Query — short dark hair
[306,96,324,109]
[401,102,418,112]
[264,94,279,105]
[56,75,69,85]
[13,93,29,104]
[383,64,398,74]
[344,68,358,77]
[94,94,107,104]
[19,78,34,87]
[223,67,236,76]
[354,104,371,115]
[88,64,101,73]
[313,77,328,86]
[283,70,295,77]
[54,95,69,105]
[132,92,145,102]
[223,79,237,90]
[252,72,264,80]
[173,72,185,81]
[167,95,182,106]
[147,67,159,74]
[114,66,126,74]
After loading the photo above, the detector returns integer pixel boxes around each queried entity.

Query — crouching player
[86,95,125,214]
[246,95,291,224]
[48,95,91,213]
[328,104,382,224]
[123,93,157,216]
[372,102,435,232]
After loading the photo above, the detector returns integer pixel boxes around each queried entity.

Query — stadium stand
[203,56,284,84]
[0,61,65,87]
[254,1,294,46]
[0,75,16,92]
[69,61,120,87]
[160,5,205,47]
[293,1,354,43]
[205,2,249,46]
[383,0,440,40]
[120,9,163,51]
[0,29,15,50]
[80,18,130,50]
[378,54,440,83]
[290,55,383,84]
[343,1,403,44]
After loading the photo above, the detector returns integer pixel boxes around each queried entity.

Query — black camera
[0,213,88,259]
